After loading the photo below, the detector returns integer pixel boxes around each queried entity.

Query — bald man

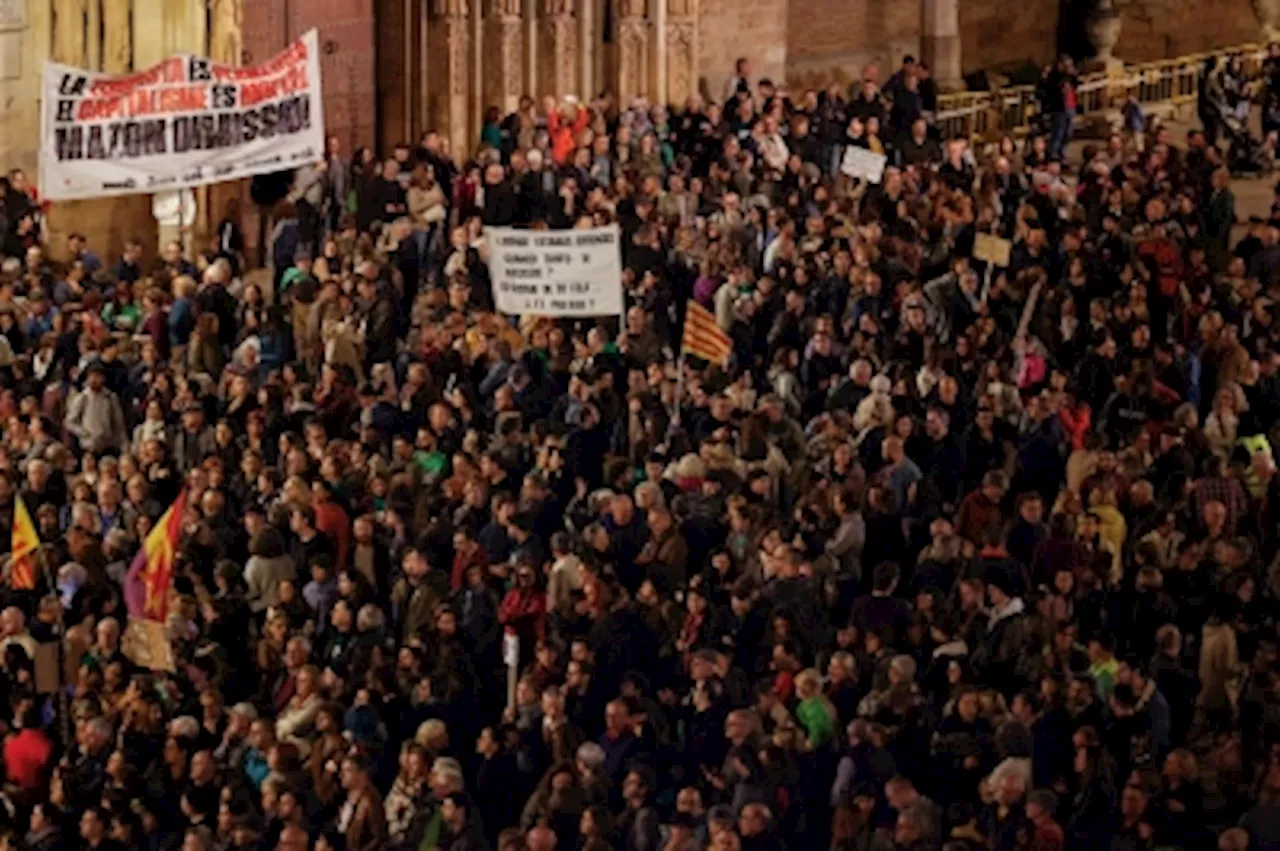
[527,825,557,851]
[0,608,36,660]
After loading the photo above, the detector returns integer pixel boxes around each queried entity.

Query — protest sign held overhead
[973,233,1013,267]
[40,30,325,201]
[486,225,624,318]
[840,146,888,184]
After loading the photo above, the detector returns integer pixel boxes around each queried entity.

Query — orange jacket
[547,106,589,165]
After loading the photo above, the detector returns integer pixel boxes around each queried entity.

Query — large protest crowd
[0,42,1278,851]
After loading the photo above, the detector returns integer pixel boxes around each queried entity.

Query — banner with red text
[39,30,324,201]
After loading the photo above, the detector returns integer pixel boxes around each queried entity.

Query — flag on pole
[9,495,40,590]
[681,300,733,367]
[124,490,188,622]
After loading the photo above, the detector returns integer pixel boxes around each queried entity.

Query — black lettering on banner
[58,74,87,96]
[211,84,237,109]
[188,57,212,82]
[56,119,167,161]
[260,103,278,138]
[55,126,83,161]
[123,121,144,157]
[143,120,168,154]
[86,126,106,159]
[172,117,191,152]
[56,100,75,122]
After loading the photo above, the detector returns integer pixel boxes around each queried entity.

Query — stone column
[429,0,473,161]
[485,0,524,116]
[921,0,962,92]
[206,0,244,234]
[52,0,90,64]
[539,0,578,98]
[579,0,594,99]
[615,0,649,106]
[664,0,696,106]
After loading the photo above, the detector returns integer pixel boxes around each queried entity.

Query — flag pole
[671,351,686,430]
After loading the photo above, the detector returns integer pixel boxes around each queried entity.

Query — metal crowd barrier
[933,42,1267,141]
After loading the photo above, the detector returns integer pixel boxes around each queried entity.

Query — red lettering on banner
[239,66,309,107]
[87,57,184,96]
[75,85,210,121]
[212,40,308,83]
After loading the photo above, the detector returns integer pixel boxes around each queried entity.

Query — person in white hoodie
[547,532,583,619]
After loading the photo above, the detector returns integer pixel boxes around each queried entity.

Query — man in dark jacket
[357,159,407,232]
[974,570,1038,697]
[481,163,518,227]
[357,275,397,367]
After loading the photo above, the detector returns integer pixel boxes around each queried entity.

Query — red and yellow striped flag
[9,495,40,590]
[681,300,733,367]
[124,490,188,622]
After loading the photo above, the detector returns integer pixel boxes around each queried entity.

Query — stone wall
[955,0,1261,76]
[1114,0,1259,62]
[762,0,1262,93]
[784,0,921,89]
[697,0,787,102]
[959,0,1058,74]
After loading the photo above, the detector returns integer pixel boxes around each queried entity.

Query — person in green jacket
[794,668,837,749]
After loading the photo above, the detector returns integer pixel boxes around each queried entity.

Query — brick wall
[785,0,921,88]
[242,0,378,154]
[697,0,788,103]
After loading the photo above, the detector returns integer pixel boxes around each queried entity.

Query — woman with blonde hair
[794,668,837,749]
[1204,385,1243,460]
[414,718,450,757]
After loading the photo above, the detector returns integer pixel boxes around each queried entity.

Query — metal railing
[934,42,1267,141]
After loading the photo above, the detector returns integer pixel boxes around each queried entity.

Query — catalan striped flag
[9,495,40,591]
[124,490,188,622]
[681,300,733,367]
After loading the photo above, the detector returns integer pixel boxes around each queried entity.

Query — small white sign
[840,146,887,184]
[503,632,520,669]
[486,225,624,318]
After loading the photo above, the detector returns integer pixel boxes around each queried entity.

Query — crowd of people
[0,42,1277,851]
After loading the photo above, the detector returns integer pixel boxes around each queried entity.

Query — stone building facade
[0,0,1262,260]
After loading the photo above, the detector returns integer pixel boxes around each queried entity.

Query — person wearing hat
[212,702,258,776]
[171,403,215,474]
[63,362,128,457]
[973,566,1037,697]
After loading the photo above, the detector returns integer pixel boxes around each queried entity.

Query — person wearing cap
[973,568,1037,696]
[212,702,258,775]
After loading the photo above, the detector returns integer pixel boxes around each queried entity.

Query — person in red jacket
[498,562,547,669]
[311,479,351,573]
[4,705,52,793]
[546,96,590,166]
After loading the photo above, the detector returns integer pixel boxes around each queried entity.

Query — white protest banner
[840,146,888,184]
[486,225,624,317]
[40,30,325,201]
